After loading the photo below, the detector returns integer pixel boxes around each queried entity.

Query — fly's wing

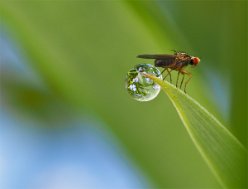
[137,54,176,60]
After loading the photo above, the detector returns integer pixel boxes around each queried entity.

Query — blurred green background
[0,1,247,188]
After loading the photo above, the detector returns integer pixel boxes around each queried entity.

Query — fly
[137,50,200,93]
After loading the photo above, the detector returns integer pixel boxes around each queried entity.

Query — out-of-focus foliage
[0,0,247,188]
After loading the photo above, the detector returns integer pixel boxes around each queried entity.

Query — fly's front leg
[180,70,192,93]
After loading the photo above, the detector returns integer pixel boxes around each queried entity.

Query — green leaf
[145,74,247,189]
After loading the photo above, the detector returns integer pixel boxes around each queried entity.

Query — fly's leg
[180,70,192,93]
[176,71,180,87]
[168,69,172,83]
[184,73,192,93]
[180,74,185,89]
[161,68,166,75]
[163,68,172,83]
[160,68,166,80]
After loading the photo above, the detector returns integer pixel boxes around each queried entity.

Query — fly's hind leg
[162,68,172,83]
[179,70,192,93]
[161,68,166,75]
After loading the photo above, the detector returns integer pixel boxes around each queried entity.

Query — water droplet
[125,64,162,101]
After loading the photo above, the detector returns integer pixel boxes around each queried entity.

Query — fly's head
[190,57,200,67]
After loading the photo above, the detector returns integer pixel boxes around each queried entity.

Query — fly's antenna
[171,49,188,55]
[171,49,178,54]
[171,49,186,54]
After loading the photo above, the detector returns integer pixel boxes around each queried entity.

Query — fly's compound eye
[191,57,200,66]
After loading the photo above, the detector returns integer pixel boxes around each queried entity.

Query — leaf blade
[145,74,247,189]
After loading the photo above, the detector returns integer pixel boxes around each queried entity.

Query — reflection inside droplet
[125,64,162,102]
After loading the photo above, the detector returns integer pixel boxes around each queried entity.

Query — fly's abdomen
[155,59,174,68]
